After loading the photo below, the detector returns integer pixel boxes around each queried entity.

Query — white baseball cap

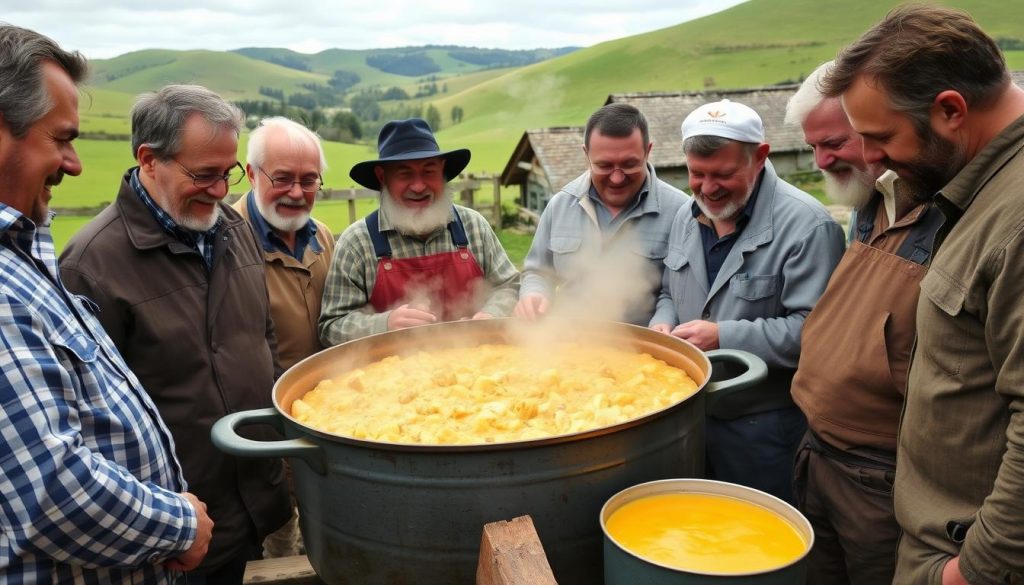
[681,99,765,144]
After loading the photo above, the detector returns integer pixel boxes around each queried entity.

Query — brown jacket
[233,192,335,370]
[895,115,1024,585]
[59,171,290,572]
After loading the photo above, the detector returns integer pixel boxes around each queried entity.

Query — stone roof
[503,73,1024,188]
[606,85,806,169]
[500,126,585,188]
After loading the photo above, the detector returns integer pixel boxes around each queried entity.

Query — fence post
[492,175,502,230]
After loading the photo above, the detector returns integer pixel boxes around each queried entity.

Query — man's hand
[513,294,549,320]
[165,492,213,572]
[670,320,720,351]
[471,311,494,320]
[649,323,672,335]
[387,304,437,330]
[942,556,969,585]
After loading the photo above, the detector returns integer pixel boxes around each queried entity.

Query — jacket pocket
[633,238,668,261]
[730,274,779,301]
[664,250,689,271]
[918,270,967,377]
[550,235,583,275]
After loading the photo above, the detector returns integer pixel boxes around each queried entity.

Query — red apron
[365,208,485,321]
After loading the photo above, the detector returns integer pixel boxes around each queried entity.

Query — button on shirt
[0,204,194,584]
[696,176,762,287]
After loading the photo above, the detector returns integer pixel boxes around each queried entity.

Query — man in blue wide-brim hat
[319,118,520,344]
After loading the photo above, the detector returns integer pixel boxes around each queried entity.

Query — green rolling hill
[61,0,1024,233]
[430,0,1024,173]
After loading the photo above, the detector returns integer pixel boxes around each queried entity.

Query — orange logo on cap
[706,110,726,118]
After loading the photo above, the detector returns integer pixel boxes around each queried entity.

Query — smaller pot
[601,479,813,584]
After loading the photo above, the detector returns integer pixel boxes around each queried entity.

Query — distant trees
[425,104,442,131]
[328,70,360,92]
[450,105,464,124]
[365,52,441,76]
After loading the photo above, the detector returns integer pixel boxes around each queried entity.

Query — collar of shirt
[129,167,221,271]
[586,175,651,231]
[245,190,321,260]
[937,113,1024,213]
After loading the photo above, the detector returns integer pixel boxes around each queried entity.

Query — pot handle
[211,408,327,475]
[702,349,769,419]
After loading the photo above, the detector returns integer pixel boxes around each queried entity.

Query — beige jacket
[234,192,335,371]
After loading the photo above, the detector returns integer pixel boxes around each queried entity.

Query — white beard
[694,189,753,223]
[255,192,311,233]
[380,186,453,237]
[823,165,875,209]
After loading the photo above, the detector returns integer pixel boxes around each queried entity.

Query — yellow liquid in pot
[606,493,807,574]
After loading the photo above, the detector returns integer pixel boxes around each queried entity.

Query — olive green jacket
[895,114,1024,585]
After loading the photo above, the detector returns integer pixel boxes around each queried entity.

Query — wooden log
[476,515,558,585]
[243,555,324,585]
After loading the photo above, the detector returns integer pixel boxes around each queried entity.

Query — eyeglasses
[588,159,646,177]
[257,166,323,193]
[173,160,246,189]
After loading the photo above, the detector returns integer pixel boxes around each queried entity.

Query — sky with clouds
[3,0,747,59]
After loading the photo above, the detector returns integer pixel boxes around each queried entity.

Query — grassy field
[58,0,1024,248]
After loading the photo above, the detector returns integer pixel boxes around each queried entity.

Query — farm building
[502,72,1024,213]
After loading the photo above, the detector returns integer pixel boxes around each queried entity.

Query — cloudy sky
[4,0,746,59]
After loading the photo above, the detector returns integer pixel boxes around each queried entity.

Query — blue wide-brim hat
[349,118,471,190]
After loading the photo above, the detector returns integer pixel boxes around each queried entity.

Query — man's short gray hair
[784,61,834,126]
[683,135,758,160]
[247,116,328,172]
[130,84,243,160]
[0,23,87,138]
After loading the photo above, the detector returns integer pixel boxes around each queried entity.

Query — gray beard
[823,167,875,209]
[380,186,453,237]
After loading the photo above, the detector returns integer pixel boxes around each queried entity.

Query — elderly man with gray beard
[319,118,519,344]
[785,61,943,585]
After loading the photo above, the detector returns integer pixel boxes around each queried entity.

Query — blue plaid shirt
[130,169,221,272]
[0,204,196,584]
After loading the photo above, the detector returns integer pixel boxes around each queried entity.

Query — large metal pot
[212,319,766,585]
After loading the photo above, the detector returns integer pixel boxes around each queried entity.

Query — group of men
[2,3,1022,583]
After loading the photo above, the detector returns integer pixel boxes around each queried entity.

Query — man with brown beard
[319,118,519,344]
[822,5,1024,583]
[785,60,943,585]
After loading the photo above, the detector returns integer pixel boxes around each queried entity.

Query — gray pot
[212,319,767,585]
[602,479,814,584]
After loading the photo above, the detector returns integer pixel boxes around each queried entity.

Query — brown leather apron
[792,240,927,453]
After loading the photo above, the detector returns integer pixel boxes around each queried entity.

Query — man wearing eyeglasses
[514,103,687,325]
[60,84,290,584]
[232,117,331,560]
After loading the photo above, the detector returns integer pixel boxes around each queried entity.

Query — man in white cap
[650,99,845,504]
[319,118,519,344]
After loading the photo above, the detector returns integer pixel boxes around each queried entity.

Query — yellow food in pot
[291,343,698,445]
[606,493,807,574]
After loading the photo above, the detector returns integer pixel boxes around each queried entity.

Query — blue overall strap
[365,210,391,259]
[446,207,469,248]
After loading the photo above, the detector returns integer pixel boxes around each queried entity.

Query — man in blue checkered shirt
[0,25,213,583]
